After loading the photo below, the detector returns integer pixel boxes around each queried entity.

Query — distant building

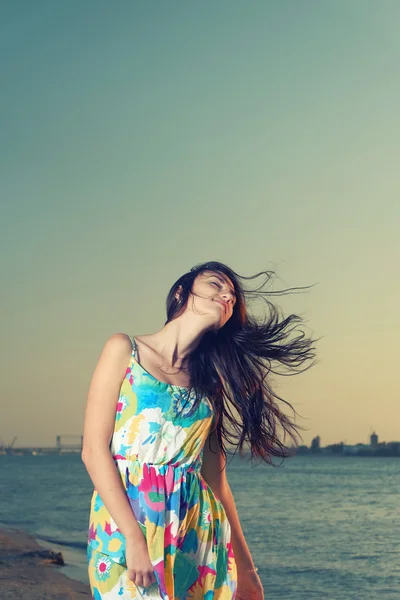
[310,435,321,452]
[343,443,369,455]
[343,445,358,454]
[370,431,378,448]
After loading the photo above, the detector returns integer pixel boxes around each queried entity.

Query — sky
[0,0,399,449]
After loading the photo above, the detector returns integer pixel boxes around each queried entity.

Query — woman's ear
[175,285,183,301]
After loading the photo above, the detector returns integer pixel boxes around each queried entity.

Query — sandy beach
[0,527,91,599]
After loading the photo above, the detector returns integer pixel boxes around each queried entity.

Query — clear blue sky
[1,0,399,447]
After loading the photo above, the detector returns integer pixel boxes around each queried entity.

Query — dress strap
[128,335,137,356]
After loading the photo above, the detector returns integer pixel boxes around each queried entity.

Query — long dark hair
[164,261,318,467]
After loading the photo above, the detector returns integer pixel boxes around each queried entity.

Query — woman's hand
[236,570,264,600]
[125,535,157,588]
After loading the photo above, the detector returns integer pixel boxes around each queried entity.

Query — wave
[35,534,87,551]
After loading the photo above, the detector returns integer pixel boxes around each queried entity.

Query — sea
[0,452,399,600]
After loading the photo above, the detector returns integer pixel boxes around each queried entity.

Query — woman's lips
[214,299,227,311]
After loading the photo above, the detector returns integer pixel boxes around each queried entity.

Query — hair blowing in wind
[164,261,319,467]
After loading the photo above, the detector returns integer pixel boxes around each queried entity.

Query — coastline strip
[0,527,90,599]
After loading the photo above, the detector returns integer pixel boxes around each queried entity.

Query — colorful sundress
[87,335,237,599]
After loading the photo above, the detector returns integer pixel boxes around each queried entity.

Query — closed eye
[209,277,236,305]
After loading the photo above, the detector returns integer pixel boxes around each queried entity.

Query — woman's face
[182,270,237,329]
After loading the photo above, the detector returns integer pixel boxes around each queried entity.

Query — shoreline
[0,526,91,599]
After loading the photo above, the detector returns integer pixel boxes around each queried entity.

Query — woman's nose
[221,291,234,304]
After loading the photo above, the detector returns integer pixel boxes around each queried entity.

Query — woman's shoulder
[101,332,135,357]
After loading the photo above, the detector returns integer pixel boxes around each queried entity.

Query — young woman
[82,261,316,600]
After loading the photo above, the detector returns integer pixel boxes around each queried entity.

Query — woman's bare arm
[81,333,143,541]
[200,429,256,573]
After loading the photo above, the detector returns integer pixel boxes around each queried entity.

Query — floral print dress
[87,335,237,599]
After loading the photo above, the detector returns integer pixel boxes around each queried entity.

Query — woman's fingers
[144,574,156,588]
[127,569,156,588]
[128,569,142,586]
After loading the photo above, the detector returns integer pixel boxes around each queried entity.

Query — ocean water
[0,453,399,599]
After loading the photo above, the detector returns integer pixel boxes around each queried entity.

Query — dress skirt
[88,546,162,599]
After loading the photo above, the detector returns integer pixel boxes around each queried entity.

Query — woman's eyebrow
[209,274,236,295]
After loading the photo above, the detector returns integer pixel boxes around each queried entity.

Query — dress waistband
[112,452,203,474]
